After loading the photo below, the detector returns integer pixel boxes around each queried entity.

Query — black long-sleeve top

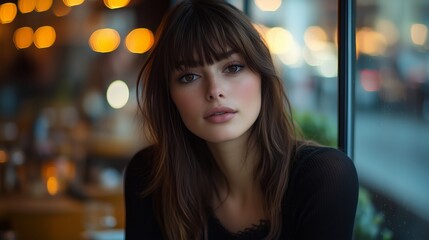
[124,146,359,239]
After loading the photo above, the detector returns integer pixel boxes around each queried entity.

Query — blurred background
[0,0,428,239]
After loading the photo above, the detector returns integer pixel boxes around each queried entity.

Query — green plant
[293,110,336,146]
[354,187,393,240]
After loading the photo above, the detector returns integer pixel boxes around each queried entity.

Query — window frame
[338,0,356,158]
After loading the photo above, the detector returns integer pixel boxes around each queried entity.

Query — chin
[200,131,250,144]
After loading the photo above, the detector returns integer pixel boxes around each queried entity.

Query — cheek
[171,91,201,121]
[237,77,261,104]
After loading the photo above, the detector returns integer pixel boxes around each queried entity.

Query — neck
[207,132,260,199]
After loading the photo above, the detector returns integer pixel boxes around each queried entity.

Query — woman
[124,0,358,239]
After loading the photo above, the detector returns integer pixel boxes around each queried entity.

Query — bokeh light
[103,0,130,9]
[13,27,34,49]
[53,0,71,17]
[255,0,281,11]
[34,26,56,49]
[125,28,154,54]
[278,42,303,67]
[411,23,428,46]
[18,0,36,13]
[47,176,59,195]
[375,19,399,46]
[304,26,329,51]
[0,3,17,24]
[89,28,120,53]
[266,27,295,54]
[36,0,53,12]
[0,149,7,164]
[356,27,387,56]
[63,0,85,7]
[106,80,129,109]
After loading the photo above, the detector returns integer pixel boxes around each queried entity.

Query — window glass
[236,0,339,147]
[354,0,429,239]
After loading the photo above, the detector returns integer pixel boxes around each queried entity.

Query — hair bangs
[164,4,247,71]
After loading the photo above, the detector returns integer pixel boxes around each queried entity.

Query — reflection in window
[238,0,339,146]
[355,0,429,239]
[234,0,429,239]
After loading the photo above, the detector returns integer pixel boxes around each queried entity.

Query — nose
[206,75,225,101]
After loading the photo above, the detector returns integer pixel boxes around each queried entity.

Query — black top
[124,146,359,239]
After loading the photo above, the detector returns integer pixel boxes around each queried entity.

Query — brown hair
[137,0,300,239]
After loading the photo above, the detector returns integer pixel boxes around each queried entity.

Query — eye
[224,64,244,73]
[178,73,200,83]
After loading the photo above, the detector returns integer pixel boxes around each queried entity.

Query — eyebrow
[176,49,238,68]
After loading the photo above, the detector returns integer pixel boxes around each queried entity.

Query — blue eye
[225,64,244,73]
[178,73,200,83]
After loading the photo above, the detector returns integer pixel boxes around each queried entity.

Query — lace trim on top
[210,216,270,239]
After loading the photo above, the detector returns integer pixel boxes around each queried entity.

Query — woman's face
[170,52,261,144]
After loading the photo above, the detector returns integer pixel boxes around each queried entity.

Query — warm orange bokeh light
[356,27,387,56]
[36,0,53,12]
[63,0,85,7]
[89,28,121,53]
[53,0,71,17]
[13,27,34,49]
[304,26,329,51]
[0,3,18,24]
[411,23,428,46]
[47,176,59,195]
[255,0,281,11]
[0,150,7,163]
[18,0,36,13]
[34,26,56,48]
[103,0,130,9]
[125,28,154,54]
[266,27,294,54]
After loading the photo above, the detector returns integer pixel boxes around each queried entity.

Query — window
[354,0,429,239]
[239,0,429,239]
[233,0,340,147]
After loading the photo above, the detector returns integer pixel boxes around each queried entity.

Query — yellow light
[18,0,36,13]
[0,3,17,24]
[255,0,281,11]
[266,27,294,54]
[411,23,428,46]
[63,0,85,7]
[36,0,53,12]
[13,27,33,49]
[278,42,302,67]
[304,26,328,51]
[34,26,56,48]
[46,166,56,177]
[317,51,338,78]
[53,0,71,17]
[103,0,130,9]
[252,23,269,44]
[356,27,387,56]
[375,19,399,46]
[47,176,59,195]
[125,28,154,54]
[89,28,120,53]
[0,149,7,163]
[106,80,129,109]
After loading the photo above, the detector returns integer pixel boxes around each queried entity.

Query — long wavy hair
[137,0,302,239]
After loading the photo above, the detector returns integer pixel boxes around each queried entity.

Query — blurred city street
[354,110,429,223]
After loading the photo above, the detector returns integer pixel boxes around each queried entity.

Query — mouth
[204,106,237,119]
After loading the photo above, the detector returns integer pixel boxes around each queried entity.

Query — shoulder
[282,146,359,239]
[124,146,163,238]
[291,146,357,185]
[125,146,155,181]
[124,146,156,197]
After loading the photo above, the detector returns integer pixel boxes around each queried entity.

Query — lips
[203,107,237,123]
